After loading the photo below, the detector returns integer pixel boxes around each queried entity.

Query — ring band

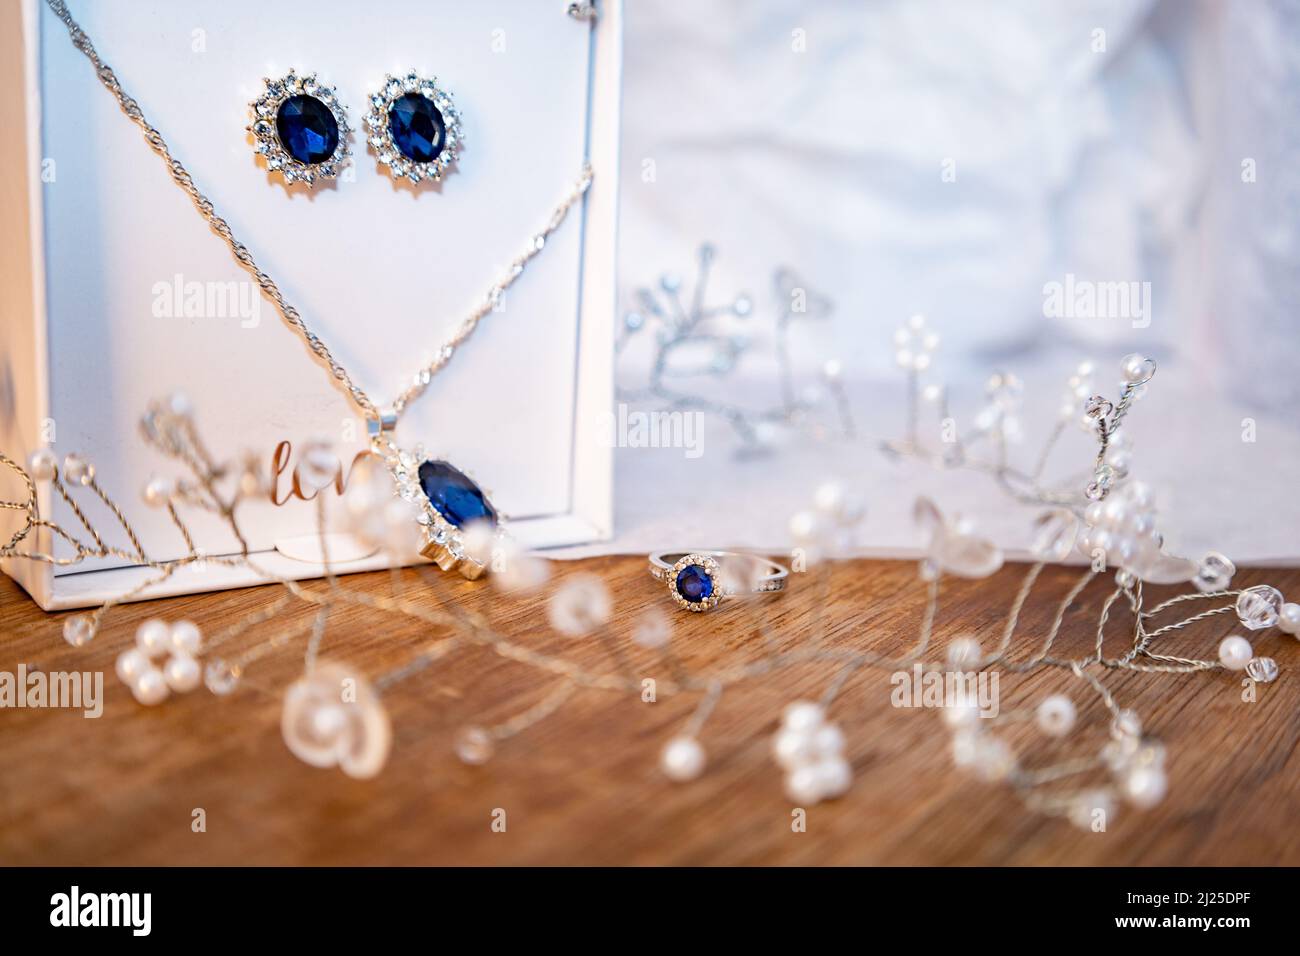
[648,550,789,612]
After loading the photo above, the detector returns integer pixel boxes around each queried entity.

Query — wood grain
[0,556,1296,865]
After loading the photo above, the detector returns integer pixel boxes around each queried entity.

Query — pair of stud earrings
[248,70,463,187]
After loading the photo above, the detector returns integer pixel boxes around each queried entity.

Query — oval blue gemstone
[417,460,496,529]
[675,565,714,602]
[275,94,339,165]
[387,93,446,164]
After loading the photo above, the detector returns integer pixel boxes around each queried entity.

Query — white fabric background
[563,0,1300,565]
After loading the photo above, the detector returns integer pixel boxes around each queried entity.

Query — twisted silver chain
[45,0,593,426]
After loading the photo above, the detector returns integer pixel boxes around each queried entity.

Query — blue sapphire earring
[248,71,351,187]
[365,72,463,184]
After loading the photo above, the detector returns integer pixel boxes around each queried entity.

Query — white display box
[0,0,621,610]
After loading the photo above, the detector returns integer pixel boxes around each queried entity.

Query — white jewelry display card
[0,0,621,609]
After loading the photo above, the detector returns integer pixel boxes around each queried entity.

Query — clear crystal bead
[1246,656,1279,683]
[62,614,94,648]
[1236,585,1283,630]
[1083,395,1113,420]
[204,659,242,696]
[1194,551,1235,593]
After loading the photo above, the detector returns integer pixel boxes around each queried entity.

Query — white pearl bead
[772,728,816,770]
[1119,352,1150,384]
[781,700,825,733]
[1277,602,1300,635]
[167,391,193,417]
[1036,694,1076,737]
[141,476,172,508]
[26,448,58,481]
[169,620,202,655]
[972,735,1016,782]
[115,647,150,685]
[816,757,852,799]
[135,618,172,657]
[812,481,845,518]
[943,699,982,729]
[1218,634,1252,670]
[132,666,171,706]
[784,764,826,804]
[811,722,845,757]
[1123,765,1167,809]
[163,652,202,693]
[660,736,706,782]
[787,510,820,542]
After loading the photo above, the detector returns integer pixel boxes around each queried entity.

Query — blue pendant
[417,460,497,528]
[387,93,447,164]
[275,94,340,165]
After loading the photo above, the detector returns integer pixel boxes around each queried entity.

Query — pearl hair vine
[617,242,855,455]
[0,329,1294,822]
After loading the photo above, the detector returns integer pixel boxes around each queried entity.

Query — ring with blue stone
[248,71,351,187]
[365,71,464,184]
[649,551,789,613]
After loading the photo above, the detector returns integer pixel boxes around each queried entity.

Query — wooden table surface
[1,556,1296,866]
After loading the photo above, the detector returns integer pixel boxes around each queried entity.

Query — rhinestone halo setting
[366,71,463,184]
[248,72,352,187]
[668,554,724,612]
[382,440,504,580]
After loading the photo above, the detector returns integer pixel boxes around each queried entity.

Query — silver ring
[648,550,788,613]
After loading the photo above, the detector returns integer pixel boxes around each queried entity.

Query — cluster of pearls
[1102,714,1167,811]
[949,720,1015,783]
[771,701,852,804]
[972,371,1024,442]
[281,661,391,779]
[893,313,939,373]
[1079,480,1182,584]
[115,619,203,705]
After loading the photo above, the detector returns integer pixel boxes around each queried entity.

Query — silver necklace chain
[45,0,593,427]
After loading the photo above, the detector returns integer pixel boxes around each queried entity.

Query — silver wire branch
[617,243,854,453]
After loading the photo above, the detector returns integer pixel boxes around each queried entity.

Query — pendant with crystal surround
[378,437,503,580]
